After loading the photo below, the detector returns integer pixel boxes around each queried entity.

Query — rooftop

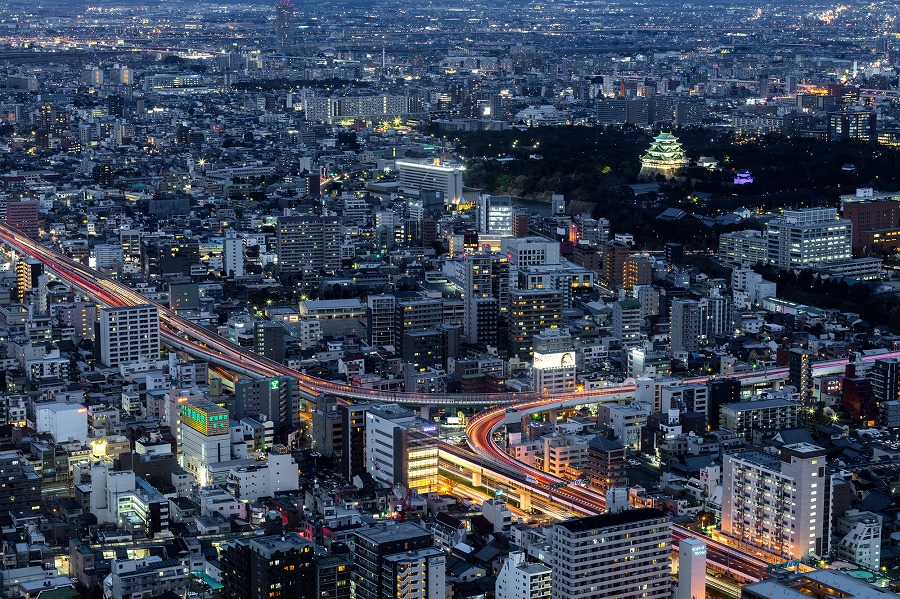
[555,508,669,533]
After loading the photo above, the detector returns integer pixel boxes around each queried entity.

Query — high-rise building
[276,216,344,273]
[180,397,231,486]
[353,522,435,599]
[396,160,464,206]
[255,320,287,364]
[549,509,671,599]
[364,404,439,493]
[707,378,740,431]
[827,110,876,143]
[718,229,769,266]
[670,299,701,354]
[870,358,900,403]
[5,199,39,238]
[220,534,315,599]
[224,232,245,276]
[719,397,800,438]
[234,377,298,433]
[476,194,513,235]
[274,1,295,55]
[766,208,852,269]
[367,294,396,348]
[721,443,830,560]
[496,552,551,599]
[508,289,563,359]
[96,304,160,367]
[676,539,706,599]
[789,347,814,403]
[612,299,643,347]
[532,328,576,394]
[841,195,900,255]
[395,298,443,356]
[340,403,370,480]
[502,237,561,287]
[603,241,632,288]
[0,450,40,512]
[314,554,352,599]
[14,257,42,303]
[585,437,626,495]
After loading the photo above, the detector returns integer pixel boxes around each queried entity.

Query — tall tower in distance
[274,1,295,55]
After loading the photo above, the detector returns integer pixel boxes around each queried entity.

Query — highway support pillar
[518,490,531,512]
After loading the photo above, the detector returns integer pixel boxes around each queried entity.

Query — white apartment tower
[549,509,671,599]
[721,443,829,560]
[97,304,160,367]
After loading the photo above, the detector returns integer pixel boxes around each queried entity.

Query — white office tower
[549,509,671,599]
[180,397,232,486]
[721,443,829,560]
[501,237,561,288]
[766,207,852,269]
[676,539,706,599]
[477,194,513,235]
[97,304,160,367]
[396,159,464,205]
[224,231,244,277]
[496,551,551,599]
[531,328,576,394]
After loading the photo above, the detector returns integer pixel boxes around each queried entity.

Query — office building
[706,378,741,429]
[870,358,900,403]
[612,299,642,347]
[255,320,287,364]
[396,160,464,205]
[502,237,561,287]
[365,404,439,493]
[276,216,344,273]
[585,437,626,495]
[340,403,370,480]
[496,552,551,599]
[841,194,900,255]
[827,110,876,143]
[4,199,39,238]
[508,289,564,359]
[676,539,706,599]
[766,208,852,270]
[395,298,443,356]
[96,304,160,367]
[0,450,40,512]
[789,347,814,403]
[532,328,576,394]
[104,556,186,599]
[140,237,199,276]
[367,294,396,348]
[549,509,671,599]
[224,232,244,276]
[234,377,298,433]
[721,443,829,560]
[719,397,800,438]
[743,570,892,599]
[718,229,768,266]
[180,397,231,486]
[670,299,701,354]
[274,0,295,55]
[220,534,315,599]
[226,448,299,500]
[477,194,513,235]
[353,522,435,599]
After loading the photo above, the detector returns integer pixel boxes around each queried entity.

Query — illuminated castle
[639,132,689,178]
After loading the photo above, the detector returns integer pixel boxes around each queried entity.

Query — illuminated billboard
[532,351,575,369]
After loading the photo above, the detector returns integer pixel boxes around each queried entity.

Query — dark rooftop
[556,508,669,533]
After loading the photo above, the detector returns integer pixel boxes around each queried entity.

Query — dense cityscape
[1,0,900,598]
